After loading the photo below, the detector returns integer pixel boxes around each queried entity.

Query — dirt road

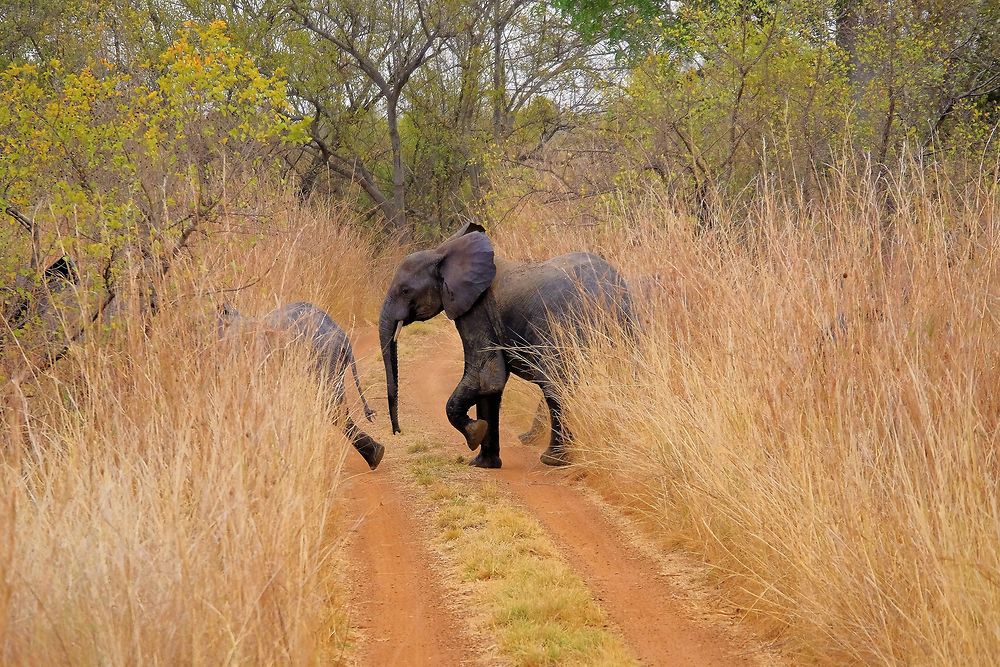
[340,323,759,666]
[494,446,749,667]
[341,456,471,665]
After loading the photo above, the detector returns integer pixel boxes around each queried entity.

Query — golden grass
[0,193,383,663]
[3,163,995,664]
[403,437,636,666]
[494,170,999,664]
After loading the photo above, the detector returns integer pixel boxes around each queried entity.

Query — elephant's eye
[399,285,410,296]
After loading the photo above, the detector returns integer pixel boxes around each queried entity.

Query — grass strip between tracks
[400,436,637,666]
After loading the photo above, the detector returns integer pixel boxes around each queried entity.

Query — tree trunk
[386,96,408,238]
[297,150,327,199]
[491,1,507,140]
[835,2,858,77]
[836,0,875,102]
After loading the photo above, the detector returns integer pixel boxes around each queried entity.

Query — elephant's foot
[366,442,385,470]
[354,434,385,470]
[469,452,502,469]
[540,447,570,467]
[464,419,489,450]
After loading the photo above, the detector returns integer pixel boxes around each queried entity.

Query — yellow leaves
[1,61,40,81]
[0,19,305,263]
[152,21,302,144]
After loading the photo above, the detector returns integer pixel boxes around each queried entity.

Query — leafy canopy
[0,20,307,294]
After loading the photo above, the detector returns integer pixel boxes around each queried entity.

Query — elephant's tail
[348,349,376,422]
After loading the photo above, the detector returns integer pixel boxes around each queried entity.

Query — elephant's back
[496,252,633,372]
[545,252,630,300]
[264,302,350,361]
[531,252,633,321]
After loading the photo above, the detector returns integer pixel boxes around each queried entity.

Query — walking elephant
[219,301,385,470]
[379,223,634,469]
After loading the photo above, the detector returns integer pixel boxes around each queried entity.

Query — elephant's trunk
[379,310,402,434]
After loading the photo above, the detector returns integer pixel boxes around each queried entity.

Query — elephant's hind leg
[518,398,549,444]
[346,415,385,470]
[331,378,384,470]
[539,391,571,467]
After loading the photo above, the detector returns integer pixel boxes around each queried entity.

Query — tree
[398,0,614,233]
[548,0,999,217]
[0,21,306,365]
[288,0,465,237]
[552,0,676,57]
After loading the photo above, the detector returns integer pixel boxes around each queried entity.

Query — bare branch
[288,2,391,94]
[4,206,33,234]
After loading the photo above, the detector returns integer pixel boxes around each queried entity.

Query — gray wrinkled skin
[219,301,384,470]
[379,224,635,469]
[517,271,662,446]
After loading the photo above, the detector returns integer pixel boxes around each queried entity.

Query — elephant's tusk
[393,320,403,342]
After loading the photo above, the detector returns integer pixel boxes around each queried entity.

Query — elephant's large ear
[438,231,495,319]
[446,221,486,241]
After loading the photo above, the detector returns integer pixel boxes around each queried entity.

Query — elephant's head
[380,223,496,433]
[216,302,245,339]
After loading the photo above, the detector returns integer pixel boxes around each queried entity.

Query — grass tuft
[0,194,381,664]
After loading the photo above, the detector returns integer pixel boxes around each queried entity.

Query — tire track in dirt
[396,324,755,667]
[338,327,472,666]
[493,446,750,667]
[340,460,470,665]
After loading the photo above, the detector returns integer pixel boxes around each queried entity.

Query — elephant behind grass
[218,301,384,470]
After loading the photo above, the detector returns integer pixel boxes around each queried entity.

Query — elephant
[379,223,634,469]
[218,301,385,470]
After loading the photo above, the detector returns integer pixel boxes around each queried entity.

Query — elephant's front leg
[469,394,502,468]
[445,376,488,451]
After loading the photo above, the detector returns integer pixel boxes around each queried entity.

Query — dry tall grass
[0,193,383,663]
[496,169,999,664]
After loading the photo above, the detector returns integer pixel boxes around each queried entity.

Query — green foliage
[0,20,306,320]
[621,0,848,190]
[552,0,677,56]
[844,0,1000,159]
[0,0,175,71]
[602,0,999,210]
[2,0,997,240]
